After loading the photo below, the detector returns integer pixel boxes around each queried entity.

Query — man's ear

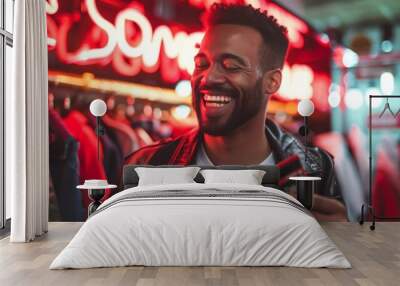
[262,69,282,95]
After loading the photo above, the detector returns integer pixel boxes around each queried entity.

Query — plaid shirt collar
[168,128,200,165]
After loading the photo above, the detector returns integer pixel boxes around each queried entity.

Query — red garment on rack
[372,148,400,218]
[63,111,110,209]
[103,115,140,158]
[135,127,153,147]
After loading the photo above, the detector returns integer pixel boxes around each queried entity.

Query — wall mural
[46,0,355,223]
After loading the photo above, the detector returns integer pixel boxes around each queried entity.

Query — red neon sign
[46,1,329,103]
[47,0,203,83]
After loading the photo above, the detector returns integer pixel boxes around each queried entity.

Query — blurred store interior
[46,0,400,221]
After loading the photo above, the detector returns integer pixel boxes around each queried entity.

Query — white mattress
[50,183,351,269]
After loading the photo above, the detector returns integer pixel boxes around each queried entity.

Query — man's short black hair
[203,3,289,71]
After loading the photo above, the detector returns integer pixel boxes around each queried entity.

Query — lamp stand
[95,116,105,161]
[304,116,309,166]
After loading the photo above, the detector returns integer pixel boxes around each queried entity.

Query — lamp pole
[90,99,107,162]
[96,116,100,161]
[304,115,309,166]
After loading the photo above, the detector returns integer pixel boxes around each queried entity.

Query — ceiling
[279,0,400,31]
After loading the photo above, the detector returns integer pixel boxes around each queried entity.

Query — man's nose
[200,64,226,86]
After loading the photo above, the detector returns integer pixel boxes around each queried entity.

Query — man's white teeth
[203,95,232,103]
[205,102,225,107]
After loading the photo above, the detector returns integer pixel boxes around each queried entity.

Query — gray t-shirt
[195,142,275,166]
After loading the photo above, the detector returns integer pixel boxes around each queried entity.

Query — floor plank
[0,222,399,286]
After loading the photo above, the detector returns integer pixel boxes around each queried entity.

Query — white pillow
[135,167,201,186]
[200,169,266,185]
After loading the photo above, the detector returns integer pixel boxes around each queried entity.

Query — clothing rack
[360,95,400,230]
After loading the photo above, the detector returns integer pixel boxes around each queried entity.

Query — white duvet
[50,183,351,269]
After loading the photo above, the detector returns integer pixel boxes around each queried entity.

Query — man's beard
[193,79,265,136]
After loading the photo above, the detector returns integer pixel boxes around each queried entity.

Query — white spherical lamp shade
[297,99,315,117]
[90,99,107,117]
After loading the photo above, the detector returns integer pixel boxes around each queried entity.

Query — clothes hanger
[379,97,395,118]
[395,106,400,118]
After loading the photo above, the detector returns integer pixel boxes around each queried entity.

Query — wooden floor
[0,222,399,286]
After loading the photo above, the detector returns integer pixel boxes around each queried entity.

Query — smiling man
[125,4,347,220]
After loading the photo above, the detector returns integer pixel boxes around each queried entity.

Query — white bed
[50,183,351,269]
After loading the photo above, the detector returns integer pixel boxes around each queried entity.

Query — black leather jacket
[126,119,338,197]
[265,119,337,197]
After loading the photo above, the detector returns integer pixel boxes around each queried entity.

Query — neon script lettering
[47,0,204,82]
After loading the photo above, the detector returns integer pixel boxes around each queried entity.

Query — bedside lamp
[297,99,315,165]
[90,99,107,161]
[292,99,319,210]
[77,99,117,217]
